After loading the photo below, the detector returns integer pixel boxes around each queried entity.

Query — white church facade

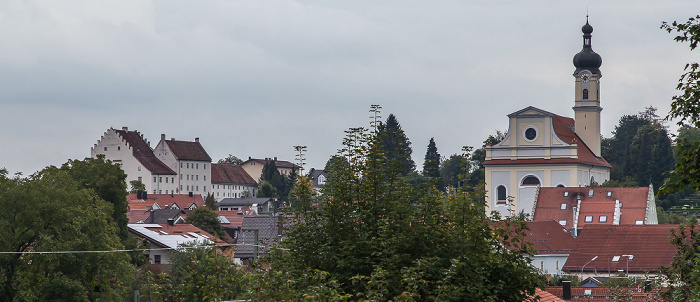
[483,20,611,218]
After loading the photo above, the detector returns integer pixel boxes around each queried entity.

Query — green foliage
[440,154,469,189]
[288,175,317,213]
[259,159,292,202]
[661,15,700,194]
[204,193,217,210]
[659,218,700,301]
[140,245,246,301]
[423,137,441,178]
[324,155,350,172]
[130,179,146,193]
[186,207,226,240]
[376,114,416,176]
[253,126,542,300]
[602,109,674,191]
[217,154,243,165]
[0,166,135,301]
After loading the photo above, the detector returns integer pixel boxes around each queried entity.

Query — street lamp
[622,255,634,277]
[581,256,598,276]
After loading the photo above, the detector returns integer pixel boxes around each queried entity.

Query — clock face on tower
[580,71,591,83]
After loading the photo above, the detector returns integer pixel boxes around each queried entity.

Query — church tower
[572,18,603,157]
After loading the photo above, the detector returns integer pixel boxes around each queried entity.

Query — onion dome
[573,19,602,76]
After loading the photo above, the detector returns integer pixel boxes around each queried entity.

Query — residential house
[308,168,329,191]
[218,197,275,214]
[483,20,611,218]
[126,193,204,223]
[520,221,577,276]
[562,224,677,279]
[211,163,258,201]
[91,127,177,194]
[128,223,229,264]
[240,157,301,183]
[532,186,658,236]
[153,134,212,197]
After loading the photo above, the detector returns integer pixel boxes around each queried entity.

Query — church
[483,19,612,218]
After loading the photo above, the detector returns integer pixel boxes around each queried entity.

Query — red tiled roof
[215,210,266,228]
[529,288,561,302]
[164,139,212,162]
[127,210,150,223]
[482,114,611,168]
[546,286,660,301]
[562,224,678,273]
[211,163,257,185]
[127,193,205,211]
[521,221,576,253]
[533,187,651,229]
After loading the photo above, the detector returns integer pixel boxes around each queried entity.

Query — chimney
[274,157,277,161]
[161,134,165,141]
[195,137,199,143]
[171,137,175,141]
[167,218,174,226]
[122,126,128,131]
[562,280,571,300]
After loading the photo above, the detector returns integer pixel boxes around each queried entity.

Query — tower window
[582,89,589,99]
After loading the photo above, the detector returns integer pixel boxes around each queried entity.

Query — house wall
[212,183,257,201]
[92,128,171,194]
[532,254,569,276]
[154,140,212,196]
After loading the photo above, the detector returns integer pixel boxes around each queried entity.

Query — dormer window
[588,189,594,197]
[607,191,612,197]
[560,203,567,210]
[564,192,569,197]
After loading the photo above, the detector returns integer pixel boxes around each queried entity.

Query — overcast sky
[1,0,699,175]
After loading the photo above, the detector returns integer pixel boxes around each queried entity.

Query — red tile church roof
[482,115,611,168]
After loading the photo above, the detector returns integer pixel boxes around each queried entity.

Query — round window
[524,127,537,141]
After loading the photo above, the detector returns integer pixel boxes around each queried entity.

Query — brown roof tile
[165,139,212,162]
[546,286,660,301]
[521,221,577,253]
[243,158,301,169]
[114,129,175,174]
[211,163,257,185]
[562,224,678,273]
[127,193,205,211]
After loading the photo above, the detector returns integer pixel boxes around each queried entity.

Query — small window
[196,186,199,191]
[187,163,190,168]
[138,176,142,182]
[158,190,162,194]
[172,177,174,183]
[196,164,199,169]
[154,254,161,264]
[607,191,612,197]
[153,177,157,183]
[582,89,589,99]
[187,185,189,191]
[635,220,644,225]
[180,163,183,168]
[204,176,206,181]
[584,216,593,222]
[612,255,621,262]
[588,189,594,197]
[159,177,162,183]
[118,146,121,151]
[599,216,608,223]
[196,175,199,181]
[165,178,168,183]
[203,186,206,192]
[564,191,569,197]
[180,185,182,190]
[496,185,507,203]
[204,164,206,169]
[558,220,567,226]
[138,167,141,171]
[560,203,567,210]
[557,184,565,187]
[104,147,107,151]
[180,175,183,180]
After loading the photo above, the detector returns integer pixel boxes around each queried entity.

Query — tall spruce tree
[376,114,415,176]
[423,137,440,178]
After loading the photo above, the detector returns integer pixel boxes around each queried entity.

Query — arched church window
[496,185,507,203]
[521,176,540,186]
[557,184,565,188]
[582,89,589,100]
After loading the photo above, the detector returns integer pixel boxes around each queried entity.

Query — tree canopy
[0,162,135,301]
[186,207,226,240]
[252,126,542,301]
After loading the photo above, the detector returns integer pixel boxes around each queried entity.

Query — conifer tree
[423,137,440,178]
[376,114,415,176]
